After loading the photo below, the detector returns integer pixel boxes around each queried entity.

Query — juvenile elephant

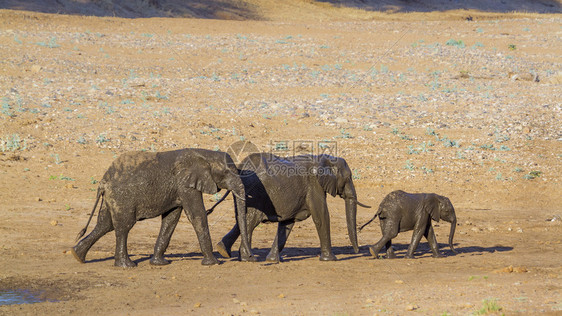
[359,190,457,259]
[209,154,370,262]
[71,148,254,268]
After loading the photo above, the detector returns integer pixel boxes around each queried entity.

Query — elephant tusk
[357,200,371,208]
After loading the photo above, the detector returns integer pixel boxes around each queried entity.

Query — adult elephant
[208,153,370,262]
[71,148,254,268]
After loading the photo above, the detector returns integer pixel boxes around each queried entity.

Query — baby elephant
[360,190,457,259]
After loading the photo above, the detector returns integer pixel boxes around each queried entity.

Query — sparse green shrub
[404,160,415,171]
[524,170,542,180]
[445,39,465,48]
[1,134,27,151]
[474,298,502,315]
[36,37,60,48]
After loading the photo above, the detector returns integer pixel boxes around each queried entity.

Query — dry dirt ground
[0,3,561,315]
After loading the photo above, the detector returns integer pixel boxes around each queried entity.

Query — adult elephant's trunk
[345,198,359,253]
[448,218,457,254]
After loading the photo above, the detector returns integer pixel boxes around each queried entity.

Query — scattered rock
[395,280,404,284]
[509,72,539,82]
[405,304,419,311]
[50,220,58,226]
[31,65,42,73]
[494,265,528,273]
[278,293,285,298]
[35,197,42,202]
[194,302,201,308]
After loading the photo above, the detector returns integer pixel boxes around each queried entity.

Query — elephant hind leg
[217,224,239,258]
[385,239,396,259]
[266,220,295,262]
[113,217,137,268]
[424,223,443,258]
[150,207,182,266]
[72,206,114,263]
[370,220,398,259]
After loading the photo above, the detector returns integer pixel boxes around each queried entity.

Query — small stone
[405,304,418,311]
[250,309,260,314]
[65,183,76,189]
[31,65,42,73]
[334,117,348,124]
[35,197,42,202]
[50,220,58,226]
[278,293,285,298]
[513,266,528,273]
[233,298,240,304]
[395,280,404,284]
[194,302,201,308]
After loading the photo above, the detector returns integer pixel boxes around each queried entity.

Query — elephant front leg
[424,223,443,258]
[309,196,336,261]
[266,220,295,262]
[150,207,182,265]
[405,217,429,259]
[182,190,219,266]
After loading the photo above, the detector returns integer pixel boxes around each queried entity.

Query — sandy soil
[0,5,561,315]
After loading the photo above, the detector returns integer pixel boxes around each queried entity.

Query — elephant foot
[319,253,337,261]
[149,256,171,266]
[216,241,232,258]
[368,246,381,259]
[201,256,220,266]
[239,254,258,262]
[70,247,86,263]
[404,253,415,259]
[265,253,280,263]
[432,252,444,258]
[114,258,137,268]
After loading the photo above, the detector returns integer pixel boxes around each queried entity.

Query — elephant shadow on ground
[81,251,211,266]
[360,242,513,259]
[78,243,514,265]
[225,246,364,263]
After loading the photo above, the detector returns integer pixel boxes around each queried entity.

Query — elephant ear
[315,156,338,197]
[174,151,218,195]
[423,194,441,222]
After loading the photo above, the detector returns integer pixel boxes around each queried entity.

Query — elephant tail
[358,213,379,232]
[206,190,231,215]
[75,185,104,241]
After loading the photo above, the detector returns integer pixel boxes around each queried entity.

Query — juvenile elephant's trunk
[448,218,457,254]
[345,198,359,253]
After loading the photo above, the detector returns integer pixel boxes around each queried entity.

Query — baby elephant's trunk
[448,218,457,254]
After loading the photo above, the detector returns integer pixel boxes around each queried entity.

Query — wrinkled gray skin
[360,190,457,259]
[209,154,370,262]
[70,148,254,268]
